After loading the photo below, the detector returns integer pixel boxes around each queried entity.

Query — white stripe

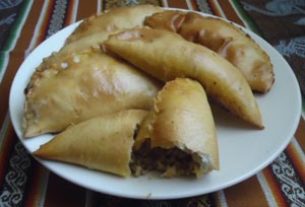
[228,0,251,29]
[97,0,102,14]
[291,137,305,163]
[69,0,79,23]
[25,0,49,57]
[256,173,278,207]
[212,0,226,18]
[162,0,169,8]
[0,53,9,82]
[217,190,229,207]
[36,169,50,207]
[186,0,194,10]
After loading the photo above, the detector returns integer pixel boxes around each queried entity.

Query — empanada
[24,49,160,137]
[145,11,274,93]
[33,5,162,77]
[132,78,218,177]
[34,110,147,177]
[104,28,263,128]
[66,4,162,44]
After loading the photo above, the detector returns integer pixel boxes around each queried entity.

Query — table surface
[0,0,305,207]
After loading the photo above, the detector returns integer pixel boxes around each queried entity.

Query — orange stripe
[224,176,269,207]
[262,167,289,207]
[167,0,188,9]
[286,143,305,183]
[207,0,221,16]
[44,173,86,207]
[190,0,200,11]
[294,118,305,151]
[36,1,54,45]
[76,0,96,20]
[216,0,244,26]
[64,0,77,25]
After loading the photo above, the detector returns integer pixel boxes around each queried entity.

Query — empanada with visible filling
[23,49,160,137]
[34,110,147,177]
[132,78,218,177]
[104,28,263,128]
[145,11,274,93]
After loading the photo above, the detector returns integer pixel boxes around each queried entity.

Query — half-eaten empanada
[34,110,147,177]
[132,78,219,177]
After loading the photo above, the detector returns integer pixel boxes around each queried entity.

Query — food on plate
[23,49,160,137]
[33,5,162,77]
[65,4,162,44]
[22,5,276,179]
[104,27,263,128]
[34,110,147,177]
[145,10,185,32]
[132,78,218,177]
[145,11,274,93]
[34,80,219,178]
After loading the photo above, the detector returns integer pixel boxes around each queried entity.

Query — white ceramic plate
[9,9,302,199]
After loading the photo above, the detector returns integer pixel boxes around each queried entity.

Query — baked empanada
[33,5,162,77]
[66,4,162,44]
[24,49,160,137]
[145,11,274,93]
[34,110,147,177]
[104,28,263,128]
[132,78,218,177]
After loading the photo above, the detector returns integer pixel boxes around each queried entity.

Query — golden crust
[26,5,163,89]
[145,11,274,93]
[66,4,162,44]
[104,27,263,128]
[135,78,219,175]
[23,49,160,137]
[27,5,163,89]
[34,110,148,177]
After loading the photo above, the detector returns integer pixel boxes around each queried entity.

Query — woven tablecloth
[0,0,304,206]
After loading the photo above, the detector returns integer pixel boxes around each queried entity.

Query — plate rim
[9,8,302,199]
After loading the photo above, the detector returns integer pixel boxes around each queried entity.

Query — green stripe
[3,0,32,51]
[0,0,32,82]
[0,53,4,70]
[0,53,8,81]
[231,0,263,36]
[302,96,305,115]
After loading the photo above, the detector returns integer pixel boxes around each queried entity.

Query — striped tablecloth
[1,0,305,206]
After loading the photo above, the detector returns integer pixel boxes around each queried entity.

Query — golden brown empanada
[23,49,160,137]
[132,78,218,177]
[33,5,163,77]
[145,11,274,93]
[34,110,147,177]
[104,28,263,128]
[66,4,162,44]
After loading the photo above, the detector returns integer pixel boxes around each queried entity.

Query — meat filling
[130,140,207,177]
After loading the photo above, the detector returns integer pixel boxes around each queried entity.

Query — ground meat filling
[130,140,203,177]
